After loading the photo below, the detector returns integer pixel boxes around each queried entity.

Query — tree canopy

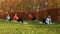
[0,0,60,12]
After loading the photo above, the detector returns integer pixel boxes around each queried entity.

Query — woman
[14,13,19,22]
[46,16,52,24]
[28,14,33,20]
[6,14,11,21]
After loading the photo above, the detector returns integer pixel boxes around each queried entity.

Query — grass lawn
[0,20,60,34]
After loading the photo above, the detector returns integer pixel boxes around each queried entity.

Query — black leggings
[17,18,23,23]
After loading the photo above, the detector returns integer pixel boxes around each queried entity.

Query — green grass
[0,20,60,34]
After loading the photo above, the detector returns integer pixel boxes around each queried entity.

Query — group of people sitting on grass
[6,13,23,23]
[6,13,52,24]
[6,13,36,23]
